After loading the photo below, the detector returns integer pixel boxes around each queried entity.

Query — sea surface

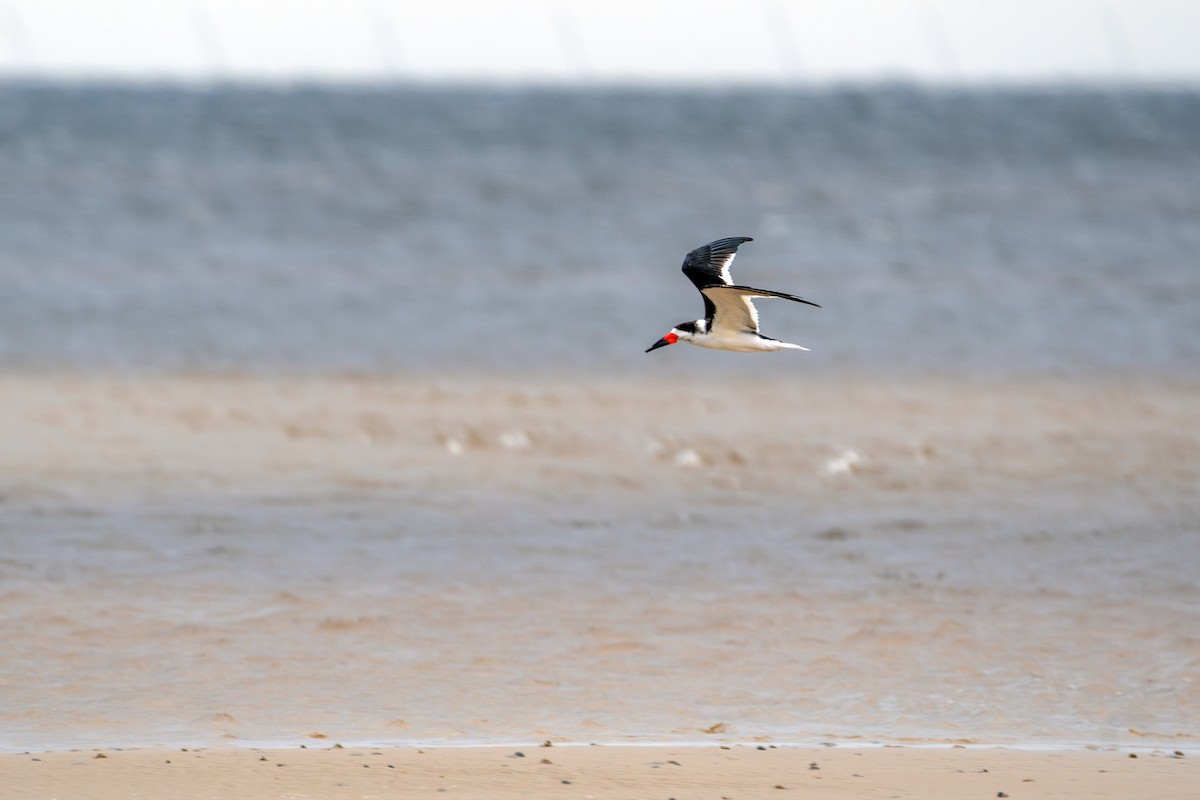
[0,83,1198,753]
[1,82,1198,376]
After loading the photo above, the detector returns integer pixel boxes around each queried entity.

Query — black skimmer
[646,237,819,353]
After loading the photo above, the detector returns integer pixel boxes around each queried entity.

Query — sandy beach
[2,743,1196,800]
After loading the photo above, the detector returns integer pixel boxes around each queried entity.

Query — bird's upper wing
[681,237,753,322]
[701,285,821,335]
[681,237,753,291]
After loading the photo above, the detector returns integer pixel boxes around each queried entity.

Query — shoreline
[7,737,1199,757]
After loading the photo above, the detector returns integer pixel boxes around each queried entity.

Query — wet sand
[2,743,1196,800]
[1,373,1197,751]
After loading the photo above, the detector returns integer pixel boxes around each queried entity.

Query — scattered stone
[997,793,1008,798]
[561,779,572,784]
[513,751,525,758]
[1129,753,1138,759]
[822,449,864,476]
[809,762,820,770]
[540,758,553,765]
[93,754,107,759]
[542,740,554,747]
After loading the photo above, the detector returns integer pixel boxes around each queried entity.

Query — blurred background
[1,0,1198,377]
[4,1,1200,84]
[3,3,1200,752]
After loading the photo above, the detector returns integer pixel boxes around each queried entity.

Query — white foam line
[220,738,1199,756]
[6,738,1195,756]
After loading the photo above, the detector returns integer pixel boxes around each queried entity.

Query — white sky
[2,0,1199,84]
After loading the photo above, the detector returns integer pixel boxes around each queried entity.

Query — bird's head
[645,321,698,353]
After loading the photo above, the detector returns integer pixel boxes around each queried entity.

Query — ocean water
[1,83,1198,376]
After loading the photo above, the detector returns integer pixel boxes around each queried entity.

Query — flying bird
[646,237,819,353]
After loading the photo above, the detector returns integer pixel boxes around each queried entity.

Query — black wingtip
[719,285,821,308]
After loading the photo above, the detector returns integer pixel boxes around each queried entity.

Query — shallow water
[1,375,1196,751]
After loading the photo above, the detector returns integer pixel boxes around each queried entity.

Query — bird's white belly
[690,331,784,352]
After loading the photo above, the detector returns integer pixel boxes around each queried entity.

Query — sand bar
[2,744,1196,800]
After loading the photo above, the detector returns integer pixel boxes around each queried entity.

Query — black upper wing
[681,236,753,291]
[680,236,753,322]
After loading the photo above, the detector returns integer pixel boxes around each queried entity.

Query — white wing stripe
[716,252,735,284]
